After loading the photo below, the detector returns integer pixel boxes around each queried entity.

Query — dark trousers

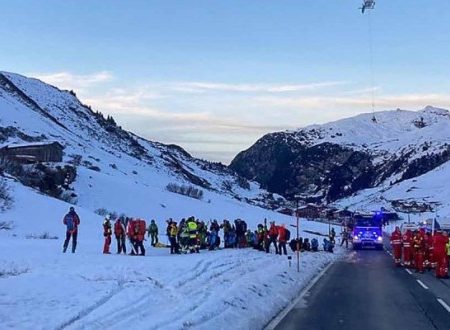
[341,238,349,248]
[278,241,287,255]
[116,235,126,254]
[266,237,278,254]
[134,240,145,255]
[150,233,158,246]
[170,236,179,254]
[63,231,77,253]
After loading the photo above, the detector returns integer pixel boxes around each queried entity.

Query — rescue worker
[413,229,426,273]
[169,221,179,254]
[330,228,336,244]
[340,228,350,249]
[255,224,265,251]
[425,232,434,270]
[147,219,159,246]
[127,218,137,255]
[114,217,127,254]
[134,218,146,256]
[277,224,288,255]
[402,229,413,268]
[266,221,279,254]
[103,215,112,254]
[62,206,80,253]
[390,226,402,266]
[434,231,448,278]
[186,217,199,253]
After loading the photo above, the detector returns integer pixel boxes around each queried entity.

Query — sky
[1,0,450,163]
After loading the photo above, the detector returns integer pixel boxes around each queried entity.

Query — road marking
[416,279,429,290]
[405,269,412,275]
[264,261,334,330]
[437,298,450,313]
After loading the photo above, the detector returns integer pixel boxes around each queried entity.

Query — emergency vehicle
[352,212,384,250]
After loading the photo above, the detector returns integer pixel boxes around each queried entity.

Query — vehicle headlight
[354,236,359,240]
[377,236,383,241]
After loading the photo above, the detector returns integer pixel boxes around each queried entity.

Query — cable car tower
[360,1,377,123]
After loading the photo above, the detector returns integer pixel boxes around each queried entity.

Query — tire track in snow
[54,283,124,330]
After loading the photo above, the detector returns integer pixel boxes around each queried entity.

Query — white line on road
[405,269,413,275]
[416,279,429,290]
[437,298,450,313]
[264,261,334,330]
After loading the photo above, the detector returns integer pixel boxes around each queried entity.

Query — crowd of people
[390,226,450,278]
[61,207,335,256]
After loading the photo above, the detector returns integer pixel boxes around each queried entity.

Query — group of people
[61,207,333,256]
[390,226,450,278]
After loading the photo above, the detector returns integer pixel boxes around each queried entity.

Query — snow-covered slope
[0,174,341,330]
[231,106,450,204]
[0,71,284,218]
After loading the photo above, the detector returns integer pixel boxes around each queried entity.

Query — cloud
[170,81,347,93]
[255,93,450,110]
[31,71,114,91]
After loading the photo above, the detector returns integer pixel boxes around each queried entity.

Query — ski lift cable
[368,9,375,116]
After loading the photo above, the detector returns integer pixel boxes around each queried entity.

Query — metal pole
[296,198,300,273]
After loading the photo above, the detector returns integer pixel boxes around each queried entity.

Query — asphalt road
[274,248,450,330]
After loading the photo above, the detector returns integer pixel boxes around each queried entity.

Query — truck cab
[352,212,383,250]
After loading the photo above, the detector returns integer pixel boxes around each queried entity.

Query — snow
[0,178,343,329]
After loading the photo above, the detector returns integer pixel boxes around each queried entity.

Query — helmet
[106,214,111,220]
[69,207,75,212]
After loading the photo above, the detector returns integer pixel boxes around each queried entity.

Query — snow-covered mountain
[230,107,450,210]
[0,71,285,219]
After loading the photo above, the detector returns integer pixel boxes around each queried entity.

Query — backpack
[285,229,291,241]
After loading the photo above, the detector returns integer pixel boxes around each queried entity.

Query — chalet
[0,142,64,163]
[296,204,322,219]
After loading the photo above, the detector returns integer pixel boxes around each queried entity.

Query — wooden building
[0,142,64,163]
[296,204,322,219]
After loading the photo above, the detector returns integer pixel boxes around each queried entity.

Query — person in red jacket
[266,221,279,254]
[434,231,449,278]
[402,229,413,268]
[425,232,435,270]
[390,227,402,266]
[127,218,136,255]
[413,229,426,273]
[114,217,127,254]
[133,218,146,256]
[62,206,80,253]
[277,224,288,255]
[103,215,112,254]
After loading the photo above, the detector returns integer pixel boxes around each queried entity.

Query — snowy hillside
[0,71,344,329]
[0,175,341,329]
[231,106,450,204]
[0,71,285,219]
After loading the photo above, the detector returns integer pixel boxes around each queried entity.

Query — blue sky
[2,0,450,162]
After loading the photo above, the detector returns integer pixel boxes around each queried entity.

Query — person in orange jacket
[133,218,146,256]
[103,215,112,254]
[266,221,279,254]
[114,217,127,254]
[402,229,413,268]
[390,227,402,266]
[277,224,288,255]
[425,232,434,270]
